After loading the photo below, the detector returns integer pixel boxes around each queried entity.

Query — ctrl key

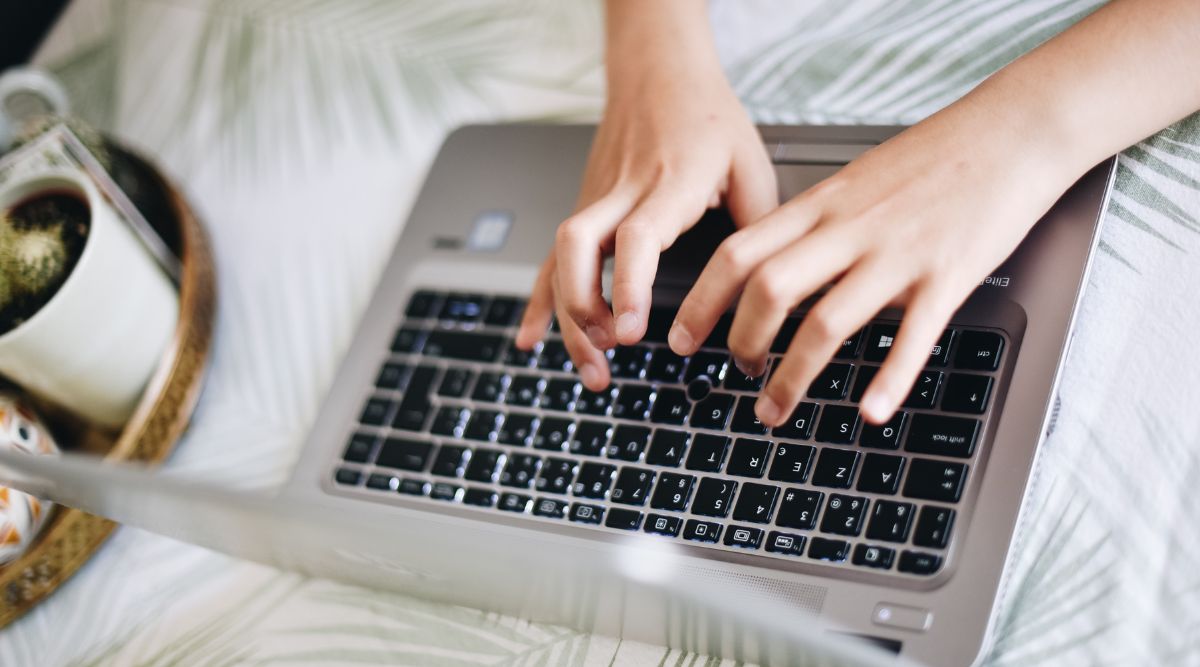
[898,550,944,575]
[683,519,722,543]
[765,531,806,557]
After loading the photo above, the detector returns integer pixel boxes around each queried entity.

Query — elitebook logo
[980,275,1011,287]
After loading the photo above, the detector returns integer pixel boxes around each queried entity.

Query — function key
[645,514,682,537]
[835,328,866,360]
[913,506,956,548]
[690,392,735,430]
[726,438,771,478]
[683,519,722,543]
[860,412,906,450]
[573,462,616,499]
[429,482,462,501]
[954,330,1004,371]
[811,447,860,488]
[500,453,541,488]
[483,297,524,327]
[610,346,651,379]
[498,492,531,513]
[424,330,505,362]
[532,497,568,519]
[856,453,905,495]
[334,467,362,486]
[776,488,823,530]
[772,402,819,441]
[899,550,944,575]
[610,467,655,506]
[438,293,487,322]
[768,443,815,484]
[684,351,728,384]
[941,373,993,414]
[569,502,605,524]
[375,362,412,391]
[732,482,780,523]
[815,405,860,444]
[404,290,442,319]
[820,493,868,536]
[605,508,644,531]
[691,477,737,518]
[807,363,853,400]
[852,544,895,569]
[645,429,689,467]
[685,434,731,472]
[906,414,979,458]
[375,437,433,471]
[613,385,653,421]
[903,370,942,409]
[358,397,395,427]
[650,388,691,426]
[646,348,687,383]
[606,425,651,461]
[903,459,968,503]
[463,488,497,507]
[807,537,850,563]
[930,329,955,366]
[342,432,377,463]
[765,531,807,557]
[649,472,695,511]
[863,323,899,362]
[724,525,764,550]
[730,397,768,435]
[866,500,916,542]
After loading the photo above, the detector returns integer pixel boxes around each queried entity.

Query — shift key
[905,414,979,458]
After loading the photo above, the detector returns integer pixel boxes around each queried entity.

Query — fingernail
[585,325,611,349]
[861,392,890,423]
[668,324,694,354]
[615,312,640,340]
[735,357,765,378]
[579,362,603,388]
[756,396,783,425]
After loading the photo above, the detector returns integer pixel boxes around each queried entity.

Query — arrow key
[941,373,993,414]
[856,453,905,495]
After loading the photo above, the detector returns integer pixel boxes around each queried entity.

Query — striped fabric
[2,0,1196,664]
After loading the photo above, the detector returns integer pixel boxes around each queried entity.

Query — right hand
[516,35,777,391]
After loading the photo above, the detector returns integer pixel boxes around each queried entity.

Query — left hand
[667,99,1080,426]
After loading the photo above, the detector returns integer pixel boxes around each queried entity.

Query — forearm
[603,0,723,94]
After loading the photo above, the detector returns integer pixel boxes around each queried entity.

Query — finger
[611,184,710,345]
[554,190,638,350]
[725,143,778,229]
[727,224,862,376]
[556,294,611,391]
[516,254,556,349]
[860,280,963,424]
[668,201,821,356]
[756,257,902,427]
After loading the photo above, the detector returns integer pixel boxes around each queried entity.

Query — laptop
[6,124,1115,666]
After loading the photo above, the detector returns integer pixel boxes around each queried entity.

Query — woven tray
[0,144,215,627]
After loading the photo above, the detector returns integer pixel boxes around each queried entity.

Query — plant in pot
[0,191,88,334]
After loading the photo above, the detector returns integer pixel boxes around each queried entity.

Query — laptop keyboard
[333,290,1008,580]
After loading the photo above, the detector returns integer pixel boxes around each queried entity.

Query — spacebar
[423,331,505,363]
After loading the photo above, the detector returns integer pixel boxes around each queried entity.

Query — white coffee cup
[0,169,179,428]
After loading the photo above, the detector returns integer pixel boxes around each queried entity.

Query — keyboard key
[437,367,475,398]
[430,445,469,477]
[860,412,906,450]
[835,328,865,360]
[359,397,395,426]
[540,378,579,412]
[776,488,823,530]
[429,482,462,501]
[429,406,467,436]
[645,429,689,467]
[342,433,376,463]
[899,551,944,575]
[483,297,523,327]
[866,500,915,542]
[613,385,653,421]
[850,364,877,402]
[532,418,573,451]
[610,346,650,379]
[941,373,993,414]
[772,402,818,441]
[954,330,1004,370]
[726,438,771,478]
[335,467,362,486]
[820,494,868,536]
[856,453,905,495]
[499,453,540,488]
[405,290,442,318]
[730,397,769,435]
[569,421,611,457]
[723,365,765,391]
[537,340,572,372]
[903,459,968,502]
[611,467,655,506]
[645,514,682,537]
[811,447,860,488]
[684,351,728,384]
[438,293,487,322]
[503,341,535,368]
[649,472,695,511]
[463,487,497,507]
[464,448,503,483]
[535,457,577,494]
[690,392,735,430]
[913,506,956,548]
[392,366,438,431]
[569,502,604,524]
[375,437,433,471]
[807,537,850,562]
[497,412,537,446]
[929,329,955,366]
[733,483,780,523]
[575,386,615,416]
[391,326,428,354]
[768,443,815,484]
[533,497,568,519]
[724,525,764,550]
[771,319,800,353]
[398,478,427,495]
[807,363,853,400]
[375,362,411,391]
[863,323,898,362]
[607,425,651,461]
[572,462,616,499]
[646,348,686,383]
[685,434,730,472]
[649,388,691,425]
[815,405,860,444]
[463,410,501,442]
[765,531,807,557]
[852,544,895,569]
[423,330,505,362]
[471,371,506,402]
[505,375,542,407]
[605,508,643,530]
[498,492,531,513]
[903,370,942,409]
[906,414,979,458]
[691,478,737,518]
[683,519,722,543]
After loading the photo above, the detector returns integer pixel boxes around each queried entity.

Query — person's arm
[516,0,777,389]
[668,0,1200,427]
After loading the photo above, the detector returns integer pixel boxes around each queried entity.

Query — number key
[820,493,868,536]
[691,477,737,518]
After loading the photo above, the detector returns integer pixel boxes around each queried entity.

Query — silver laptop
[163,124,1116,665]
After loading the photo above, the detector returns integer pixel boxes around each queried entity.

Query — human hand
[515,2,777,391]
[668,100,1079,426]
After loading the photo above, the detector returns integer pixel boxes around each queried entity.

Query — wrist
[603,0,724,97]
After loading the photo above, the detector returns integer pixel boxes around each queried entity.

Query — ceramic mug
[0,169,178,428]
